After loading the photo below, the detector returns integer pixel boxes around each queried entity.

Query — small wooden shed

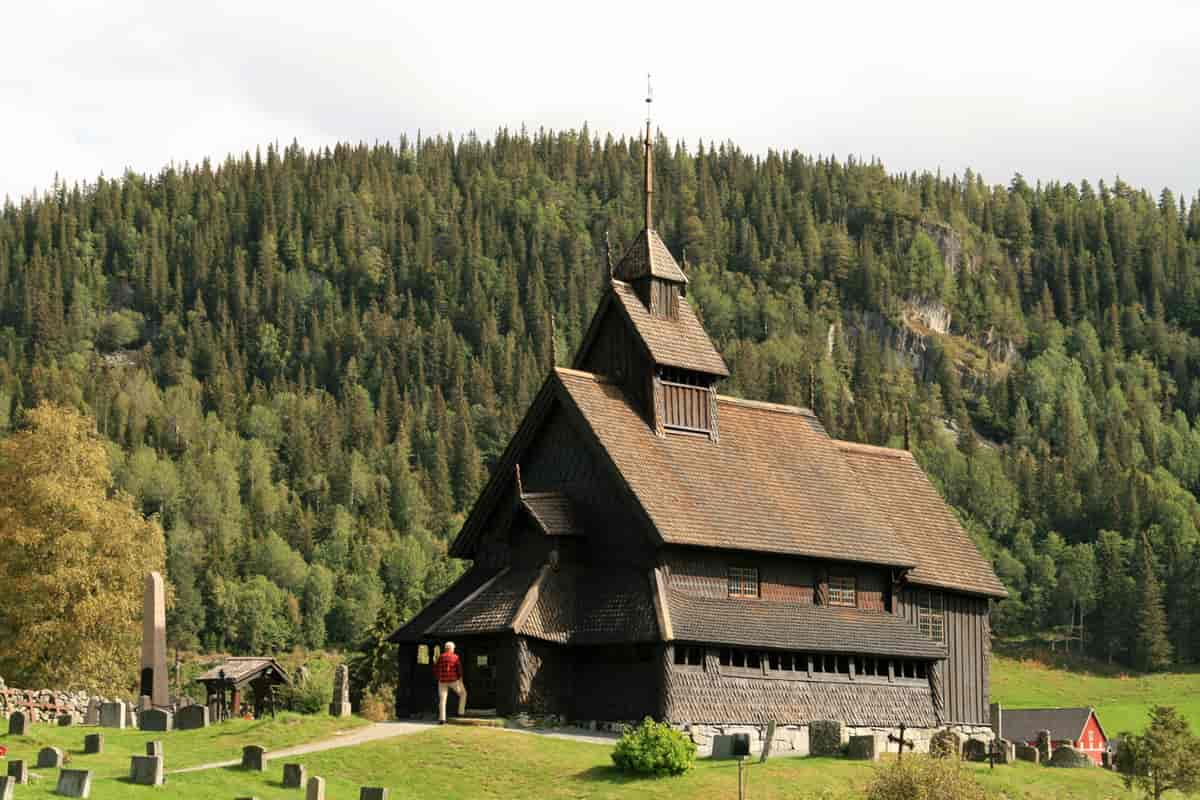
[195,657,290,720]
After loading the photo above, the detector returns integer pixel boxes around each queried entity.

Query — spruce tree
[1134,533,1174,672]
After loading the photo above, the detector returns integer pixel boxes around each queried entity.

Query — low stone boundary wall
[0,682,95,725]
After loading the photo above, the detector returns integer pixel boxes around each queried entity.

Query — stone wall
[0,679,96,725]
[676,721,994,758]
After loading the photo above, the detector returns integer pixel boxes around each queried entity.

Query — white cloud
[3,0,1199,201]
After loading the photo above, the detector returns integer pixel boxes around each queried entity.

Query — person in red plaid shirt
[434,641,466,723]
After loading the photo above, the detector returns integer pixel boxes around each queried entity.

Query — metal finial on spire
[515,463,524,497]
[549,312,557,368]
[681,246,688,274]
[644,73,654,231]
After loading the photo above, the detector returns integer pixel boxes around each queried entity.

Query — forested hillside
[1,129,1199,671]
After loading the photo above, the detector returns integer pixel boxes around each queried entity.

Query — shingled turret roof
[612,229,689,284]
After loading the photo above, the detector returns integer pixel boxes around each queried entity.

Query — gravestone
[130,755,164,786]
[360,788,390,800]
[55,769,93,798]
[242,745,267,771]
[329,665,351,717]
[1015,743,1040,763]
[283,764,307,788]
[6,761,27,785]
[995,738,1016,764]
[176,704,209,731]
[7,711,28,736]
[847,734,885,761]
[84,734,104,755]
[58,713,75,727]
[99,701,126,729]
[37,746,65,768]
[146,740,163,757]
[141,572,169,707]
[83,698,101,726]
[1036,729,1053,762]
[139,708,172,732]
[306,776,326,800]
[963,738,989,761]
[126,707,137,729]
[1049,745,1092,768]
[0,775,13,800]
[930,728,965,759]
[809,720,843,756]
[759,721,777,763]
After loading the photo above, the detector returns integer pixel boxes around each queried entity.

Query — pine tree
[1133,533,1173,672]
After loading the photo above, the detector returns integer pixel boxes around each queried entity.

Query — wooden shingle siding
[663,647,938,726]
[897,588,990,724]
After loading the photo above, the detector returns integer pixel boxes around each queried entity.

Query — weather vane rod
[644,73,654,230]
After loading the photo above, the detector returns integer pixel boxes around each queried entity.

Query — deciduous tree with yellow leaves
[0,403,165,693]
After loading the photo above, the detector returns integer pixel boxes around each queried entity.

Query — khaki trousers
[438,679,466,721]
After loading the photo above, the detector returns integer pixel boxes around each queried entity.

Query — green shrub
[611,717,696,776]
[280,678,327,714]
[866,756,987,800]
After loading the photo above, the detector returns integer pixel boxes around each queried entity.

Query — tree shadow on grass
[571,765,678,786]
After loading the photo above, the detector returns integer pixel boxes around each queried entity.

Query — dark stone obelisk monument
[141,572,169,707]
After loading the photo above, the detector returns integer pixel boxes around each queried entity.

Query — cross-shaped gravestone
[888,724,916,761]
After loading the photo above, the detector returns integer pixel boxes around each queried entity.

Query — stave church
[390,112,1005,748]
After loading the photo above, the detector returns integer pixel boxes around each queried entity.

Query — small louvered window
[728,567,759,598]
[829,574,856,607]
[917,591,945,643]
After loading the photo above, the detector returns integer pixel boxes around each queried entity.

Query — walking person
[434,641,467,724]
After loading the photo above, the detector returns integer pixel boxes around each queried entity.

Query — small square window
[829,574,856,607]
[918,591,945,643]
[728,567,760,598]
[476,654,489,667]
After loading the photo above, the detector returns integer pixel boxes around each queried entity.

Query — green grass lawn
[0,722,1143,800]
[992,651,1200,736]
[0,712,367,797]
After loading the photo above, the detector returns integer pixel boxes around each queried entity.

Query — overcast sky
[4,0,1199,204]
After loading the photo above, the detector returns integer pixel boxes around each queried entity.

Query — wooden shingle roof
[555,369,915,568]
[195,657,290,687]
[520,492,582,536]
[613,229,688,283]
[609,282,729,376]
[517,565,660,645]
[667,589,947,659]
[389,567,503,643]
[836,441,1008,598]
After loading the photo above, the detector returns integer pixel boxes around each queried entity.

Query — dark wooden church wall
[570,645,659,722]
[522,406,656,567]
[514,636,569,715]
[896,588,990,724]
[661,645,938,726]
[577,307,654,424]
[664,549,886,610]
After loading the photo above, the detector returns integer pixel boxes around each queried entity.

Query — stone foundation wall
[675,721,994,758]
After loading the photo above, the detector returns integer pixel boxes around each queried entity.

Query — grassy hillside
[992,651,1200,736]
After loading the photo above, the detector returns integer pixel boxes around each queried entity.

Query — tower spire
[644,73,653,231]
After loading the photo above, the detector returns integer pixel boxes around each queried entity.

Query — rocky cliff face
[845,300,1016,391]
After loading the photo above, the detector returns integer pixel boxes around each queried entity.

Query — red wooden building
[994,706,1108,765]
